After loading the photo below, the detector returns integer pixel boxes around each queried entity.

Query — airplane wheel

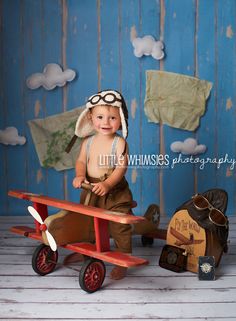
[79,258,106,293]
[32,244,58,276]
[141,235,154,247]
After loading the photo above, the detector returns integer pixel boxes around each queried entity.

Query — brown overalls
[81,135,133,253]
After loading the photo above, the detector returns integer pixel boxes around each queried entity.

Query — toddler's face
[90,105,121,136]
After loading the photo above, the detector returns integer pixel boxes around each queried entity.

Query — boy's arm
[73,139,87,188]
[105,138,128,188]
[92,138,128,195]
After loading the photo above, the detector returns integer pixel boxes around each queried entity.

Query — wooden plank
[0,236,148,267]
[62,242,148,267]
[65,0,98,202]
[120,0,142,215]
[0,214,221,226]
[22,0,48,210]
[0,302,235,319]
[39,0,64,201]
[1,252,234,266]
[1,274,236,290]
[1,261,236,277]
[196,0,217,192]
[0,317,235,321]
[215,0,236,215]
[0,319,235,321]
[8,190,146,224]
[161,0,196,215]
[100,0,120,90]
[0,231,157,244]
[6,229,148,267]
[0,240,162,255]
[139,0,161,214]
[9,226,36,237]
[1,287,236,304]
[0,0,7,217]
[0,242,233,266]
[9,211,236,226]
[1,236,236,256]
[2,0,27,216]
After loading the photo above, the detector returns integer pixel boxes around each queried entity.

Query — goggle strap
[65,134,78,153]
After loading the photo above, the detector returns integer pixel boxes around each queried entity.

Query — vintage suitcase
[166,209,223,272]
[166,189,229,273]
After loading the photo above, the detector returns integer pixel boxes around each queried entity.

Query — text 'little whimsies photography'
[98,153,236,170]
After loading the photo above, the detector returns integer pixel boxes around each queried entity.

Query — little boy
[71,89,134,280]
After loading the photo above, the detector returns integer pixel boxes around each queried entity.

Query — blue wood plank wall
[0,0,235,216]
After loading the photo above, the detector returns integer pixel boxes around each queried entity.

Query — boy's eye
[97,115,103,119]
[110,116,116,120]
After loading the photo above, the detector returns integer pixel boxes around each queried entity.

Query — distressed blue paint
[22,0,60,215]
[215,0,236,214]
[196,0,217,191]
[162,0,196,215]
[0,0,236,216]
[65,0,99,108]
[0,0,8,215]
[66,0,98,203]
[100,0,120,89]
[2,0,27,215]
[120,0,142,214]
[40,0,64,202]
[139,0,161,214]
[22,0,46,203]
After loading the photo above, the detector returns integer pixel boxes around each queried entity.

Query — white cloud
[132,35,164,60]
[26,63,76,90]
[0,127,26,145]
[170,138,206,155]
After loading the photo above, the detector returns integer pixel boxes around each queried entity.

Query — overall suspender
[86,135,95,164]
[86,135,120,168]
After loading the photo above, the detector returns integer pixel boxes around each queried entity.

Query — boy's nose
[103,117,109,125]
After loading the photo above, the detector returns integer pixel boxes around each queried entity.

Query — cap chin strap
[65,134,78,153]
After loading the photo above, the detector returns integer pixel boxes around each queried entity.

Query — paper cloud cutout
[132,35,164,60]
[170,138,207,155]
[26,63,76,90]
[0,127,26,145]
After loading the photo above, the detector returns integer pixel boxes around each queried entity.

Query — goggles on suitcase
[192,194,228,228]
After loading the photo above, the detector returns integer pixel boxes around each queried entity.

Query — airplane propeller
[27,206,57,252]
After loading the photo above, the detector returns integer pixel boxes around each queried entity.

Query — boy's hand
[91,181,111,196]
[73,176,86,188]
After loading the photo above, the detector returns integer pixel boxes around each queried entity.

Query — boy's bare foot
[63,252,84,265]
[110,266,127,280]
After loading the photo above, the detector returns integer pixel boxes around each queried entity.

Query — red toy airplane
[8,185,153,293]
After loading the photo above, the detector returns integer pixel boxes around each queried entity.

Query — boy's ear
[87,110,92,120]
